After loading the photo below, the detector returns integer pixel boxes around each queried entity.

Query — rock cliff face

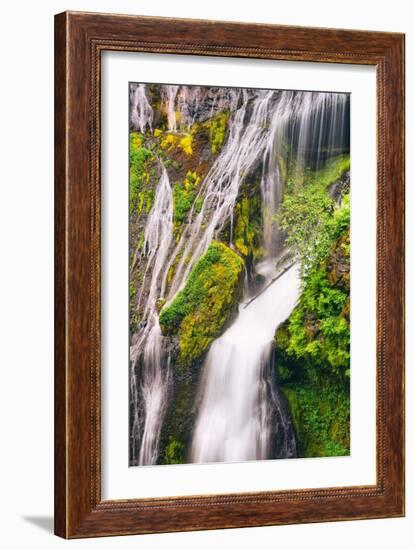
[129,83,351,466]
[129,86,255,464]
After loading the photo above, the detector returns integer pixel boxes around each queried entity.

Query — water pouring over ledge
[191,262,300,463]
[129,83,350,466]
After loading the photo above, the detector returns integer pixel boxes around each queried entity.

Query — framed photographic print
[54,11,405,538]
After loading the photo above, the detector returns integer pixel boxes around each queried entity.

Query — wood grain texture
[54,11,405,539]
[54,11,68,539]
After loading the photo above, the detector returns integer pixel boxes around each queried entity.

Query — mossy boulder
[159,241,245,365]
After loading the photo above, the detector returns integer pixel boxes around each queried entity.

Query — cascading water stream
[163,85,179,132]
[130,83,153,134]
[190,91,349,463]
[130,163,174,465]
[160,89,275,300]
[130,84,349,465]
[191,262,300,463]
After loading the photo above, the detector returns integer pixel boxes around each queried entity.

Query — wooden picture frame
[54,11,405,538]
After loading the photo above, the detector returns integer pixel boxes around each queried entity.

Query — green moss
[157,366,201,465]
[203,111,230,154]
[145,188,155,213]
[156,297,166,312]
[274,155,350,457]
[129,281,136,315]
[275,227,350,457]
[159,241,244,364]
[159,131,194,156]
[173,171,202,237]
[136,231,145,252]
[166,252,182,288]
[233,194,262,257]
[129,132,156,214]
[200,111,230,155]
[194,196,204,213]
[129,280,139,332]
[312,155,350,188]
[281,384,349,457]
[164,436,185,464]
[284,154,350,194]
[136,189,156,215]
[277,155,350,277]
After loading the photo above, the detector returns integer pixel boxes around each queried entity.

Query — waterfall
[160,89,275,300]
[290,91,349,171]
[130,83,153,134]
[130,165,173,466]
[163,85,179,132]
[191,263,300,463]
[189,90,348,464]
[130,84,349,465]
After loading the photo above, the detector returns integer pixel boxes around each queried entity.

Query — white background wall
[0,0,413,548]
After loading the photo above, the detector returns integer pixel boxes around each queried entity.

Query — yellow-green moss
[233,195,261,257]
[179,134,193,155]
[160,132,194,156]
[159,241,244,364]
[160,133,178,151]
[164,436,185,464]
[129,132,156,214]
[203,111,230,154]
[285,154,350,195]
[173,171,202,238]
[281,384,349,457]
[166,252,182,288]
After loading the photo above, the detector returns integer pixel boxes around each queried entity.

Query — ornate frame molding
[55,11,405,538]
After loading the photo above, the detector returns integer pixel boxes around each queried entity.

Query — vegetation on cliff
[204,111,230,154]
[129,132,157,215]
[159,241,245,365]
[274,155,350,457]
[172,171,203,238]
[233,194,263,258]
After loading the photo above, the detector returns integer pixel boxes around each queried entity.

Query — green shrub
[277,182,350,277]
[274,154,351,457]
